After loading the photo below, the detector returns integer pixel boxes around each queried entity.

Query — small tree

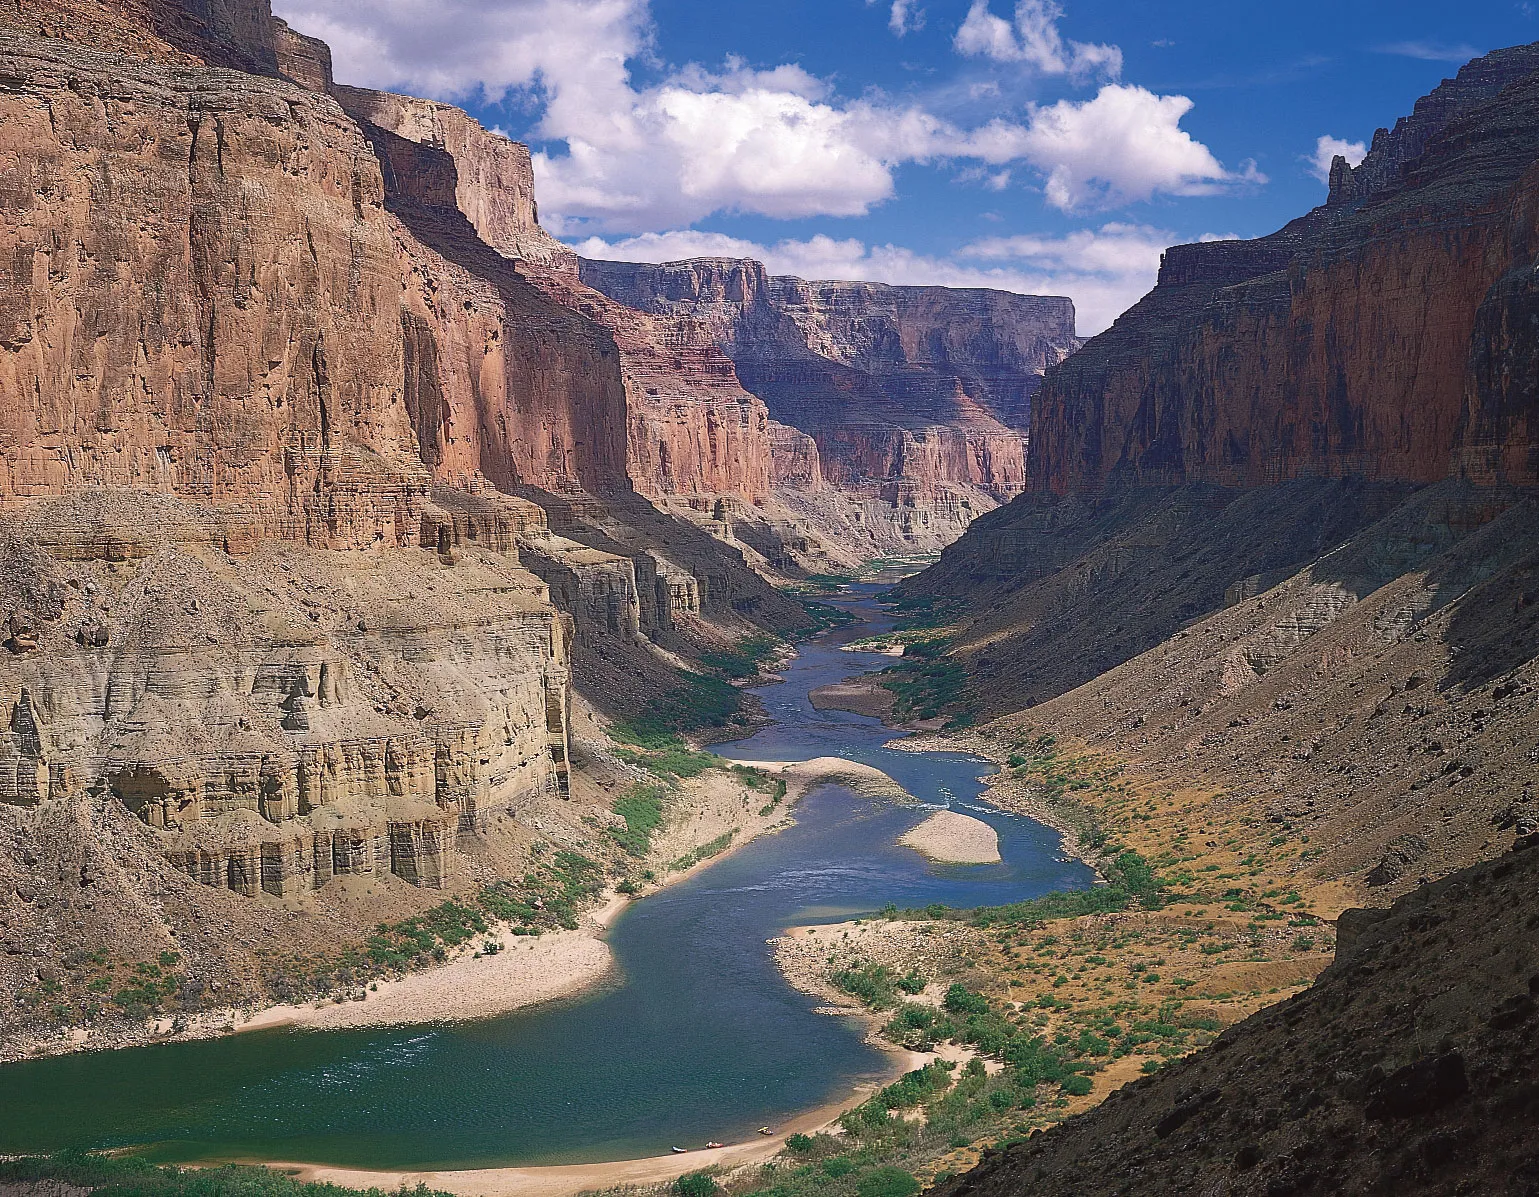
[675,1172,719,1197]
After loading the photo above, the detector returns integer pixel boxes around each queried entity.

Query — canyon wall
[893,44,1539,739]
[581,256,1081,550]
[0,0,804,971]
[1027,45,1539,496]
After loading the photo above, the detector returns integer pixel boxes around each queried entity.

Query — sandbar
[899,810,1000,864]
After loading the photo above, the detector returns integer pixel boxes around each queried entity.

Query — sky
[272,0,1539,334]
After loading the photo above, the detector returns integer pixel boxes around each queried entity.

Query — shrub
[942,983,989,1016]
[833,962,902,1010]
[0,1154,456,1197]
[821,1158,857,1178]
[675,1172,719,1197]
[784,1133,814,1154]
[1060,1075,1093,1097]
[612,785,668,856]
[857,1167,920,1197]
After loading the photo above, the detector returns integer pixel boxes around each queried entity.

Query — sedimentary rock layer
[0,494,573,899]
[1027,45,1539,495]
[580,255,1081,547]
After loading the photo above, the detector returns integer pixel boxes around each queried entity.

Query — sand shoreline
[264,1046,929,1197]
[898,810,1001,864]
[20,756,914,1064]
[17,751,929,1195]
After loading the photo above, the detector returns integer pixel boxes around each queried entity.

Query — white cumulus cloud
[274,0,1255,233]
[870,0,924,36]
[955,0,1122,82]
[1307,134,1367,184]
[574,222,1209,335]
[963,85,1264,210]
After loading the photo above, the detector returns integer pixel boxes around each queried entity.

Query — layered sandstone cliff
[0,0,806,995]
[892,46,1539,715]
[1028,45,1539,495]
[581,256,1080,550]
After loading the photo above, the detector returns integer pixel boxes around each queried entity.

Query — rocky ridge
[878,46,1539,897]
[876,45,1539,1194]
[0,0,819,1054]
[581,255,1080,552]
[932,838,1539,1196]
[1026,46,1539,495]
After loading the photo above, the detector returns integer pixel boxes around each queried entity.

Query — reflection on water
[0,587,1093,1170]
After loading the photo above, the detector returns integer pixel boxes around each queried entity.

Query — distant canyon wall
[1028,44,1539,497]
[581,256,1080,523]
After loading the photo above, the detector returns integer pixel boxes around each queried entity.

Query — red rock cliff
[1028,44,1539,495]
[327,87,781,509]
[580,256,1080,506]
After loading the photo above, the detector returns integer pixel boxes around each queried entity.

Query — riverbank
[263,1072,917,1197]
[5,753,915,1063]
[891,730,1108,879]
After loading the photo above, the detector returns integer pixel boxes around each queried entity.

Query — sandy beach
[898,810,1001,864]
[236,925,618,1036]
[147,758,913,1048]
[268,1043,932,1197]
[732,755,915,805]
[266,1086,887,1197]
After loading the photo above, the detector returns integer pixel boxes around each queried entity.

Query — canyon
[582,257,1078,552]
[841,44,1539,1189]
[0,0,1080,1060]
[0,0,1536,1193]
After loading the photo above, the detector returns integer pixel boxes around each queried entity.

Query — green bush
[0,1153,454,1197]
[612,784,669,856]
[942,983,989,1016]
[700,634,784,679]
[833,962,904,1010]
[1060,1074,1093,1097]
[675,1172,720,1197]
[856,1167,920,1197]
[784,1133,814,1154]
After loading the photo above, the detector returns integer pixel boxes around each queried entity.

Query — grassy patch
[610,668,746,741]
[669,830,737,872]
[879,638,979,727]
[611,731,721,779]
[700,634,785,679]
[611,784,670,856]
[800,600,858,631]
[477,850,605,935]
[0,1152,453,1197]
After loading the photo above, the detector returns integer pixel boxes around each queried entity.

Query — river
[0,585,1093,1170]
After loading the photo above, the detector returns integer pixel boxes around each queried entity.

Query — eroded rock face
[0,6,797,922]
[332,89,781,514]
[580,257,1081,540]
[0,33,432,548]
[0,494,574,898]
[1028,45,1539,496]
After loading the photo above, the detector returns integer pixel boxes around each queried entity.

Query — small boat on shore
[671,1146,688,1154]
[757,1126,774,1136]
[705,1141,724,1150]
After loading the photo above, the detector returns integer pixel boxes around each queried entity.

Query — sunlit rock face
[1027,44,1539,497]
[579,256,1082,542]
[0,1,775,910]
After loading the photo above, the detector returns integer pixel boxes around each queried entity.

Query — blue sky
[274,0,1538,331]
